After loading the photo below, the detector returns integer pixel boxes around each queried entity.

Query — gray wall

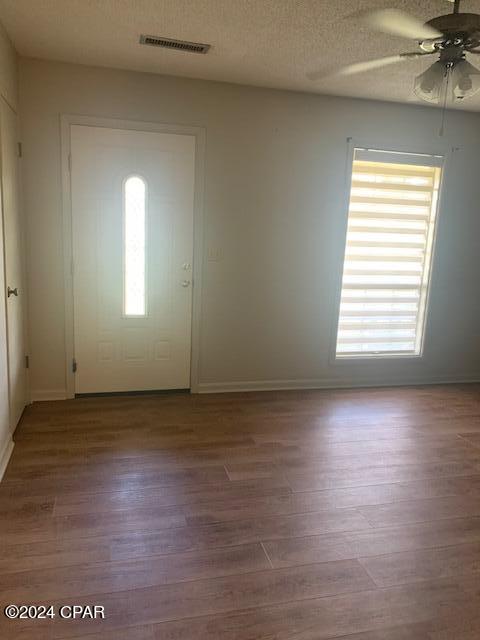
[19,57,480,398]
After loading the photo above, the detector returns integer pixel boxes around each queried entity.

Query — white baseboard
[0,437,14,481]
[197,375,480,394]
[30,389,69,402]
[30,377,480,398]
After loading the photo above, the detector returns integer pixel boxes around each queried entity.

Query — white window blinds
[335,148,443,358]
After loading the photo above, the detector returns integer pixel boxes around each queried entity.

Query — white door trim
[60,115,206,397]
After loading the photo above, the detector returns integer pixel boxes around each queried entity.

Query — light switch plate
[207,247,223,262]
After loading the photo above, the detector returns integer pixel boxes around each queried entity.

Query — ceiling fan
[308,0,480,103]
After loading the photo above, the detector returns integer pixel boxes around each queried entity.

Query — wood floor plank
[264,516,480,568]
[357,495,480,528]
[268,434,474,458]
[184,490,339,525]
[56,628,155,640]
[459,433,480,449]
[286,461,480,491]
[252,425,424,444]
[282,446,480,469]
[0,544,270,601]
[0,507,186,545]
[359,542,480,587]
[226,447,480,482]
[0,465,229,499]
[330,626,432,640]
[0,494,55,517]
[297,475,480,508]
[52,477,291,516]
[3,458,230,483]
[429,621,480,640]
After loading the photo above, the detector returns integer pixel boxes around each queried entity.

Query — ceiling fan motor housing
[421,13,480,52]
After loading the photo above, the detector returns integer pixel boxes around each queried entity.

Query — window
[124,175,146,316]
[335,148,443,358]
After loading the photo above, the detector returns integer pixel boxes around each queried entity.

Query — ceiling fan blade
[359,9,443,40]
[307,52,433,81]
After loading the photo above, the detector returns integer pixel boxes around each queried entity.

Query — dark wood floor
[2,385,480,639]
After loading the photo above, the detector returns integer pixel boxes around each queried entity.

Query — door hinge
[17,142,23,158]
[25,355,29,369]
[72,358,77,373]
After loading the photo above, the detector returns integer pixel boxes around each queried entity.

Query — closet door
[1,97,27,429]
[0,168,10,463]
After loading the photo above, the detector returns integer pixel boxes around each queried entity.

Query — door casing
[61,115,206,397]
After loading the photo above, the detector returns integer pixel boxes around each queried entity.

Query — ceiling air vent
[139,35,210,54]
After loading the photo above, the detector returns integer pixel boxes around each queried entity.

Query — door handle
[181,280,191,288]
[7,286,18,297]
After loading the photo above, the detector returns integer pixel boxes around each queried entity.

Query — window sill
[334,352,423,363]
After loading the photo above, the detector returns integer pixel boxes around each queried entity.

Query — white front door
[70,125,195,393]
[0,97,27,429]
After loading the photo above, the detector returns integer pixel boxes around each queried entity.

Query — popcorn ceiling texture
[1,0,479,110]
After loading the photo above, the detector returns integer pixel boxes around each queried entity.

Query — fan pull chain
[439,63,453,137]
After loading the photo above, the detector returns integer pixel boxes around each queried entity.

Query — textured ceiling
[1,0,480,110]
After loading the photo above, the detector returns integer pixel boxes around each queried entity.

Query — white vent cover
[139,35,210,54]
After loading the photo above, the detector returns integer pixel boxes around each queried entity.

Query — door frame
[60,114,206,397]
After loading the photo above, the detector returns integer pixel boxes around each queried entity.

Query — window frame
[330,138,449,364]
[122,173,149,319]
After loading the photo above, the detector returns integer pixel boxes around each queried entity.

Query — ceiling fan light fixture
[413,58,480,104]
[413,61,448,103]
[451,59,480,99]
